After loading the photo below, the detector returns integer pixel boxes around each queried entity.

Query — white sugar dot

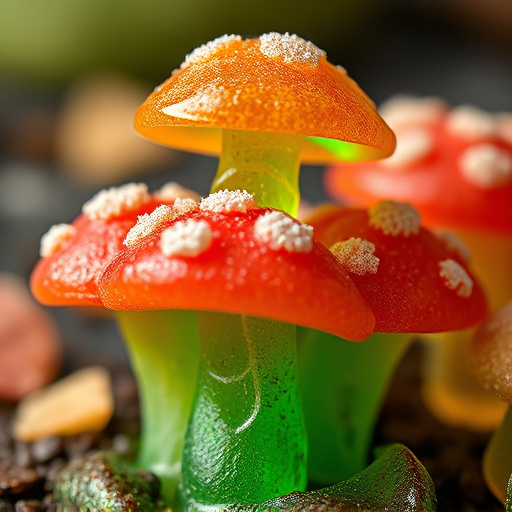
[160,219,212,258]
[447,106,496,139]
[369,200,421,237]
[182,34,241,69]
[439,259,473,298]
[382,129,434,169]
[254,211,313,252]
[259,32,325,66]
[124,205,174,247]
[200,190,255,213]
[459,144,512,188]
[82,183,149,221]
[40,224,77,257]
[331,238,379,276]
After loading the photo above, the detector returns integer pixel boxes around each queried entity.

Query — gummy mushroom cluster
[27,34,490,512]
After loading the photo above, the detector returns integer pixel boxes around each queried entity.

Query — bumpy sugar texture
[259,32,326,66]
[200,189,255,213]
[40,224,77,257]
[379,96,448,128]
[369,200,421,236]
[382,129,433,168]
[254,211,313,253]
[82,183,150,221]
[154,182,201,203]
[330,238,379,276]
[160,219,212,257]
[459,143,512,188]
[438,259,473,298]
[182,34,242,69]
[124,205,174,247]
[446,106,496,139]
[172,197,199,218]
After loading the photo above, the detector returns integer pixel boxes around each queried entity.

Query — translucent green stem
[181,312,307,509]
[298,328,411,484]
[116,309,199,507]
[211,129,302,216]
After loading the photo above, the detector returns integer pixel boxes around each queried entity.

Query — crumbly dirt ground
[0,343,504,511]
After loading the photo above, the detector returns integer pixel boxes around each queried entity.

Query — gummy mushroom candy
[134,32,395,216]
[470,302,512,503]
[325,96,512,430]
[98,190,376,509]
[30,181,201,505]
[299,199,487,483]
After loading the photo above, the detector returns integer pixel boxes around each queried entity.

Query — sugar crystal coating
[382,129,433,168]
[439,259,473,298]
[459,144,512,188]
[200,189,255,213]
[40,223,77,257]
[369,200,421,237]
[124,205,174,247]
[330,238,379,276]
[172,197,199,218]
[259,32,326,66]
[82,183,150,221]
[254,211,313,252]
[379,96,448,129]
[155,182,201,203]
[182,34,241,68]
[160,219,212,258]
[446,106,496,139]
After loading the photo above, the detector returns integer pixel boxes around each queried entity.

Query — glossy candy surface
[99,204,375,341]
[306,202,487,332]
[134,33,395,164]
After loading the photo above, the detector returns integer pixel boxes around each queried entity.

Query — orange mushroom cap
[98,191,376,342]
[30,182,200,307]
[305,200,487,333]
[325,98,512,235]
[134,33,395,164]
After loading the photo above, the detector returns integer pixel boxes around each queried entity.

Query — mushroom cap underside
[305,204,487,333]
[135,34,395,164]
[99,207,376,342]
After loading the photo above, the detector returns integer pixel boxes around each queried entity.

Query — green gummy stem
[211,129,302,216]
[116,309,199,507]
[181,312,307,509]
[298,328,411,484]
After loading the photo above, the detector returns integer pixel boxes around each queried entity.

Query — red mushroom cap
[305,200,487,332]
[325,97,512,235]
[30,182,200,306]
[98,191,376,342]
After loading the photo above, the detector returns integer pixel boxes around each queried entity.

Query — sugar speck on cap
[382,129,433,169]
[369,200,421,237]
[254,211,313,252]
[160,219,213,258]
[200,190,255,213]
[124,205,174,247]
[182,34,241,68]
[379,96,448,129]
[259,32,326,66]
[447,105,496,139]
[155,182,201,203]
[82,183,150,221]
[439,259,473,298]
[331,238,380,276]
[40,223,77,257]
[459,143,512,188]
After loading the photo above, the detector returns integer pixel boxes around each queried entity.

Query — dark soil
[0,343,504,511]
